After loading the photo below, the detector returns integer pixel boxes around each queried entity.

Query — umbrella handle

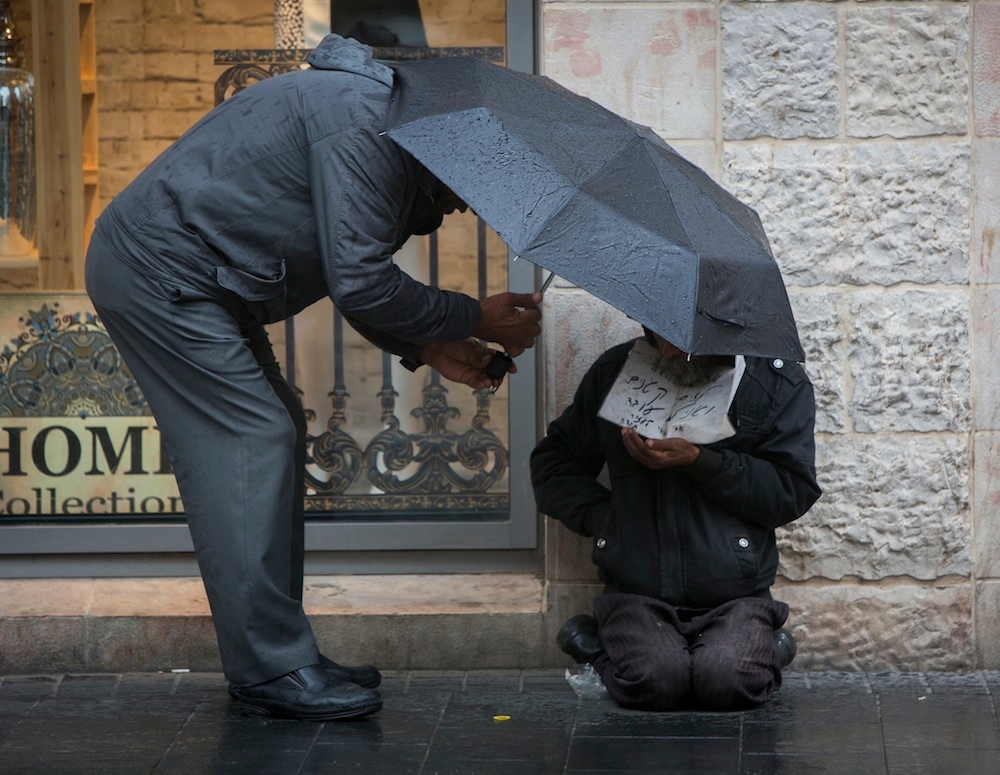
[539,272,556,295]
[487,351,513,380]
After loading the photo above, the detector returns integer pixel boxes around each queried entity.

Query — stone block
[311,615,397,667]
[724,143,970,287]
[303,574,544,616]
[973,288,1000,430]
[544,291,641,421]
[787,291,846,435]
[542,6,716,139]
[722,5,839,140]
[974,140,1000,283]
[92,0,146,24]
[191,0,272,26]
[95,21,144,52]
[95,56,149,94]
[0,579,93,616]
[846,7,968,138]
[774,581,973,671]
[145,81,210,111]
[975,580,1000,668]
[87,578,211,617]
[779,435,970,581]
[144,52,205,82]
[972,433,1000,578]
[974,3,1000,137]
[96,110,146,141]
[848,289,969,433]
[0,617,88,674]
[85,616,220,673]
[388,613,543,669]
[544,518,599,584]
[667,141,718,181]
[142,110,207,141]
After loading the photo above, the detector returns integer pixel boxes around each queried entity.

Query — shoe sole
[326,672,381,689]
[228,671,380,700]
[236,698,383,721]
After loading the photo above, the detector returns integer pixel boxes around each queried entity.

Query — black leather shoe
[556,614,603,664]
[774,628,797,668]
[230,664,382,721]
[319,653,382,688]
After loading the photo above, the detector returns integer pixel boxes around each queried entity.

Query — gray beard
[658,357,722,387]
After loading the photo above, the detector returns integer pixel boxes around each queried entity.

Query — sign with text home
[0,294,183,520]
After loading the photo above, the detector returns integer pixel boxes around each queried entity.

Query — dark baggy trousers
[85,233,318,686]
[592,592,788,711]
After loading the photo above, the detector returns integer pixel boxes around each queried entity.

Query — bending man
[86,34,541,721]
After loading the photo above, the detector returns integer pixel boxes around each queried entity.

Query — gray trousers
[85,232,318,686]
[592,593,788,711]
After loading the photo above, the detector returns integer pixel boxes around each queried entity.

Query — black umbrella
[386,56,804,361]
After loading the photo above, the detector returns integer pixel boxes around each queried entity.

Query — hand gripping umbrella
[386,56,805,361]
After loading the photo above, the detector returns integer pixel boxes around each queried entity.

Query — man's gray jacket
[530,338,821,611]
[95,34,479,359]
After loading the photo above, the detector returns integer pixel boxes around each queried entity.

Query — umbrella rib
[639,142,770,258]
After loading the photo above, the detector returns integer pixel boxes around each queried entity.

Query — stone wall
[540,0,1000,671]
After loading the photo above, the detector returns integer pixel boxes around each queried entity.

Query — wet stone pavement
[2,670,1000,774]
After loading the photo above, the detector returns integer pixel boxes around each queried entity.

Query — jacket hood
[306,34,394,87]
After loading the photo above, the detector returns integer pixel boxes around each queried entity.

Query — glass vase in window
[0,0,34,258]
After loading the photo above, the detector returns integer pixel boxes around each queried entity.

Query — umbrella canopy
[386,56,804,361]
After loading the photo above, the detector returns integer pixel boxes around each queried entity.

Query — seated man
[530,328,821,711]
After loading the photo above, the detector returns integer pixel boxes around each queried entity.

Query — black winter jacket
[530,339,821,610]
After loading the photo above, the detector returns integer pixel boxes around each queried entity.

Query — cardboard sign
[598,341,745,444]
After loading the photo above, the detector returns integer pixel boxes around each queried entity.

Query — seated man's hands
[621,427,700,469]
[418,339,516,391]
[474,292,543,357]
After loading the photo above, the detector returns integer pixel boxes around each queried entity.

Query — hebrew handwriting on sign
[598,341,745,445]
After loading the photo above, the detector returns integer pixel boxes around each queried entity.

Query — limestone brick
[723,143,971,287]
[667,141,717,181]
[974,3,1000,137]
[972,433,1000,578]
[545,520,599,584]
[774,582,973,671]
[975,581,1000,668]
[141,110,205,141]
[92,110,143,142]
[848,289,970,434]
[974,140,1000,284]
[722,5,839,140]
[846,7,969,139]
[544,290,642,420]
[779,435,970,582]
[542,5,717,139]
[787,291,846,435]
[96,21,144,52]
[973,288,1000,430]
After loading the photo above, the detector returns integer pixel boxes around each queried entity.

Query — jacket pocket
[731,528,760,581]
[215,263,288,323]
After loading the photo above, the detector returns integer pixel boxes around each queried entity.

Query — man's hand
[418,339,516,390]
[474,291,542,357]
[621,427,700,470]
